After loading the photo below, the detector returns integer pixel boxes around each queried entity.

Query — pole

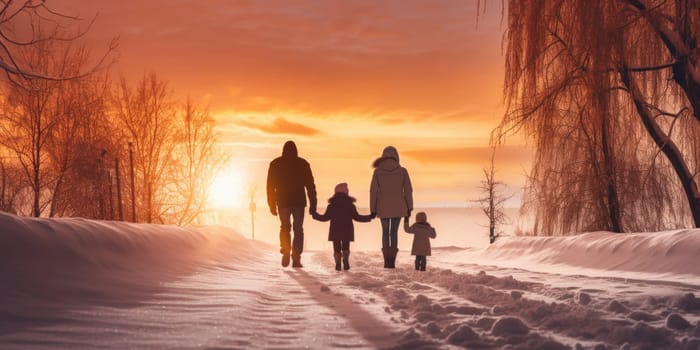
[97,155,105,219]
[115,158,124,221]
[107,169,114,220]
[128,142,136,223]
[249,197,256,240]
[0,161,5,210]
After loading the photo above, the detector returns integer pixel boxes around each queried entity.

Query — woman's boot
[382,248,390,268]
[334,252,342,271]
[342,251,350,270]
[388,248,398,268]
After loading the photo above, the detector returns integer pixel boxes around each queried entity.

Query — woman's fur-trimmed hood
[372,146,400,168]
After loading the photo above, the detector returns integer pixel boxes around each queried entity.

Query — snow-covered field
[1,212,700,349]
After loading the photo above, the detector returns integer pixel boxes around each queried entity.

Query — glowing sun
[209,167,247,208]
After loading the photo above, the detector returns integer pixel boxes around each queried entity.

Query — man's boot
[342,250,350,270]
[292,254,303,268]
[382,248,390,268]
[334,252,342,271]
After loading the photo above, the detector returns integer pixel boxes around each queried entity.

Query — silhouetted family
[267,140,437,272]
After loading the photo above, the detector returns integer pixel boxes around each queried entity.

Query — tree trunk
[33,122,41,217]
[625,0,700,123]
[600,117,622,232]
[146,180,152,223]
[115,158,123,221]
[49,172,66,217]
[621,69,700,226]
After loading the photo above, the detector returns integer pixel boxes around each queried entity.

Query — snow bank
[0,211,263,304]
[479,230,700,280]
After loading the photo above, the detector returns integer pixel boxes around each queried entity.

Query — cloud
[55,0,516,207]
[61,0,504,120]
[238,117,321,136]
[403,145,531,165]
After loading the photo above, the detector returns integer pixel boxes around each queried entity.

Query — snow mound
[481,230,700,278]
[0,211,263,304]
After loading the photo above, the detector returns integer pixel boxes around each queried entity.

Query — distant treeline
[0,3,224,224]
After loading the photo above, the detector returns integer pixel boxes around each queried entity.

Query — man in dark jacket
[267,141,317,268]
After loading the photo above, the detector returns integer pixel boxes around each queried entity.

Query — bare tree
[474,148,511,244]
[499,0,699,233]
[0,41,107,216]
[111,73,178,223]
[0,0,115,80]
[0,36,112,218]
[0,41,68,216]
[163,98,227,225]
[0,0,116,218]
[46,69,112,217]
[0,155,23,213]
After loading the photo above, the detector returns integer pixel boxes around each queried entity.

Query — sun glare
[209,167,247,208]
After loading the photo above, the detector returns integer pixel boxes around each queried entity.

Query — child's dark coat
[313,193,372,241]
[404,222,437,256]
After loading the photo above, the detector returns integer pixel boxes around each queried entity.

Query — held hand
[403,216,409,224]
[407,209,412,219]
[270,206,278,216]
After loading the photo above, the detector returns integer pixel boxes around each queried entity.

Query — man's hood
[282,140,298,158]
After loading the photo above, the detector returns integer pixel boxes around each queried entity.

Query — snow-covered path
[4,247,700,349]
[2,214,700,349]
[1,248,404,349]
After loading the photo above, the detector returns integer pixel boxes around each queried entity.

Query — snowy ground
[1,213,700,349]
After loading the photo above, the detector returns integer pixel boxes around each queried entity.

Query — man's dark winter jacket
[267,141,317,210]
[312,193,372,242]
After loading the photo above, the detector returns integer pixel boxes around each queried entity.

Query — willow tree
[500,0,699,234]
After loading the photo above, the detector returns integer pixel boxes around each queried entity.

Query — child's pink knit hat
[416,212,427,223]
[335,182,349,194]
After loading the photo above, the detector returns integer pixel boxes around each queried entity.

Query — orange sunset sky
[55,0,530,209]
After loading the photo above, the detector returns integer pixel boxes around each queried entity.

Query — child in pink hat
[312,183,375,270]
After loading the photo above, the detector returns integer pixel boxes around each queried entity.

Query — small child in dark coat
[312,183,374,271]
[403,212,437,271]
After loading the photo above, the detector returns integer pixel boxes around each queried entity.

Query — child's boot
[334,252,342,271]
